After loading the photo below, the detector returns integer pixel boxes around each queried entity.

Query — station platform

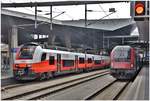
[1,65,13,79]
[1,65,15,86]
[118,65,149,100]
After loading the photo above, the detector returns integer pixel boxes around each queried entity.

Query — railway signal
[130,1,149,21]
[135,1,145,16]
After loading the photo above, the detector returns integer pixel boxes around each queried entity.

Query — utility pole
[35,4,39,42]
[50,5,53,30]
[103,32,104,49]
[85,4,87,27]
[48,5,54,46]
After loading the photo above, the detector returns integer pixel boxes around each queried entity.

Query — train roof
[42,48,103,57]
[21,43,104,57]
[113,45,132,50]
[42,48,86,56]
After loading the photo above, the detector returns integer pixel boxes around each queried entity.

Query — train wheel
[83,68,89,73]
[39,73,47,80]
[46,72,54,79]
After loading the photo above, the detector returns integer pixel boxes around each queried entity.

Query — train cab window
[113,48,131,62]
[88,58,92,63]
[41,53,46,61]
[19,45,36,59]
[79,58,85,64]
[49,56,55,65]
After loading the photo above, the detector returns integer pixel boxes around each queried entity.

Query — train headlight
[27,64,32,67]
[111,63,113,67]
[15,64,19,67]
[131,64,134,68]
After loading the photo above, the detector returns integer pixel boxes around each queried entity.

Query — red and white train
[110,45,143,79]
[13,43,110,80]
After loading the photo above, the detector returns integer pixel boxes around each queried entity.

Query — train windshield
[112,48,131,62]
[18,46,36,59]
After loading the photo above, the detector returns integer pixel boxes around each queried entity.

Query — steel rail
[83,80,130,100]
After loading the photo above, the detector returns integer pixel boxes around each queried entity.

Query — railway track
[83,80,130,100]
[2,69,109,100]
[83,68,143,100]
[1,84,24,91]
[1,69,105,90]
[1,72,82,90]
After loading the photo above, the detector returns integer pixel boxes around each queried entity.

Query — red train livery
[13,43,110,80]
[110,45,142,79]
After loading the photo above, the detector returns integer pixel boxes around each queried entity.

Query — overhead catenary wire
[54,7,74,20]
[99,4,110,19]
[87,11,116,26]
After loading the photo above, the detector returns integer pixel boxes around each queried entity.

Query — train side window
[94,60,101,64]
[41,53,46,61]
[88,58,92,63]
[63,60,74,67]
[49,56,55,65]
[79,57,85,64]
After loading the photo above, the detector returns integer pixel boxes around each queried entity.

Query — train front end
[110,46,136,79]
[13,43,42,80]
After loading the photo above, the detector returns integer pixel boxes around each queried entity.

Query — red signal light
[135,3,144,14]
[135,1,145,16]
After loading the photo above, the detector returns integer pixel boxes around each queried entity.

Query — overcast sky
[2,0,131,20]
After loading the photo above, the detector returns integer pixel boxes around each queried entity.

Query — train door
[57,54,61,72]
[92,56,94,66]
[75,55,78,71]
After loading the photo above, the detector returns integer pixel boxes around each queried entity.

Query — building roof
[1,9,62,24]
[2,9,136,31]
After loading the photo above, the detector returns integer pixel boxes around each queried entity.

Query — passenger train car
[13,43,110,80]
[110,45,142,79]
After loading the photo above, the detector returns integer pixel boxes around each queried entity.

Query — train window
[113,48,131,62]
[79,58,85,64]
[94,60,101,64]
[49,56,55,65]
[19,46,36,59]
[41,53,46,61]
[63,60,74,67]
[88,58,92,63]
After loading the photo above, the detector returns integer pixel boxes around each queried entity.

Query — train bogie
[110,69,136,80]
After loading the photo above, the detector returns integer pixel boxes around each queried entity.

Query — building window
[79,57,85,64]
[49,56,55,65]
[63,60,74,67]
